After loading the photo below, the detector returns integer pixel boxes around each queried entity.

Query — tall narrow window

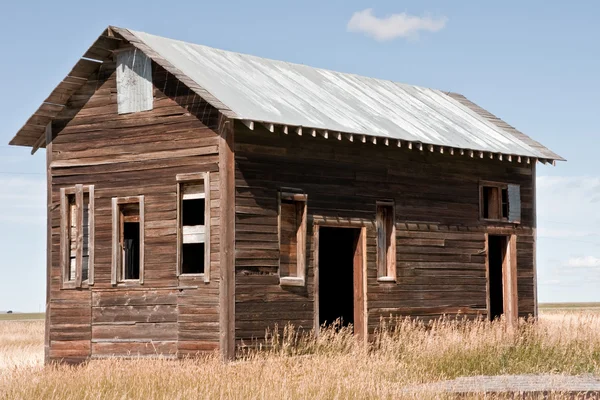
[376,201,396,282]
[177,172,211,281]
[60,185,94,288]
[111,196,145,285]
[278,191,307,286]
[480,182,521,223]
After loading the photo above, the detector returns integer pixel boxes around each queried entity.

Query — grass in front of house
[1,311,600,399]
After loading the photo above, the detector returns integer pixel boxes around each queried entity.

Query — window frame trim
[60,184,95,289]
[176,172,211,282]
[111,195,145,286]
[376,200,397,282]
[278,190,308,286]
[479,180,520,224]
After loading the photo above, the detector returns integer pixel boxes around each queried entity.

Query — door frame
[485,233,518,325]
[313,222,368,340]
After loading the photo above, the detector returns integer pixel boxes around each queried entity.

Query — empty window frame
[278,191,307,286]
[111,196,145,285]
[376,201,396,282]
[480,182,521,223]
[60,185,95,288]
[176,172,211,281]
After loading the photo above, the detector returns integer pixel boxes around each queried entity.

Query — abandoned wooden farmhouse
[9,26,563,363]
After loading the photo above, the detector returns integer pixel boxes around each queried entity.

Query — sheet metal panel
[117,49,153,114]
[131,30,556,159]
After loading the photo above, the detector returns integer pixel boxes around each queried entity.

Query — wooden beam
[418,143,424,151]
[262,123,274,133]
[397,140,402,147]
[218,116,236,361]
[507,155,512,162]
[449,148,454,155]
[74,184,84,288]
[296,126,303,136]
[439,146,444,154]
[312,129,318,137]
[44,123,52,363]
[460,149,465,156]
[241,120,254,130]
[428,144,434,152]
[371,137,377,145]
[319,130,327,139]
[469,150,474,158]
[479,151,484,159]
[517,156,522,163]
[498,154,503,161]
[383,138,389,146]
[345,133,354,142]
[283,125,288,134]
[407,142,413,150]
[336,132,342,141]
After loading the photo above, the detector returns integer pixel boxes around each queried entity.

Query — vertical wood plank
[219,116,235,360]
[88,185,95,285]
[59,188,69,285]
[353,227,367,340]
[484,233,491,320]
[139,195,145,285]
[296,199,307,281]
[531,164,538,318]
[204,172,211,283]
[376,206,385,277]
[111,197,118,285]
[313,225,320,334]
[503,235,518,327]
[44,123,52,364]
[176,181,182,276]
[74,184,84,288]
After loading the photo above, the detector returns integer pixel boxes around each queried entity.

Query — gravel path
[405,374,600,396]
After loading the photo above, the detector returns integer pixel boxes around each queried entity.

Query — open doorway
[488,235,506,320]
[487,234,518,323]
[317,227,365,336]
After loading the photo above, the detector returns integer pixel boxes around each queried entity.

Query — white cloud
[347,9,447,41]
[565,256,600,269]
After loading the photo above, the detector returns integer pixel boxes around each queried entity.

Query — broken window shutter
[116,49,153,114]
[507,184,521,223]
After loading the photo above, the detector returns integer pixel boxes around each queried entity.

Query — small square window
[481,182,521,223]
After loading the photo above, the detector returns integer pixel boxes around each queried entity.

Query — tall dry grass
[0,312,599,399]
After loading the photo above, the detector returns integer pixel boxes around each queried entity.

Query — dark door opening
[488,235,507,320]
[318,227,361,329]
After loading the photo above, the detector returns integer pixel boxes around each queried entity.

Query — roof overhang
[9,26,565,165]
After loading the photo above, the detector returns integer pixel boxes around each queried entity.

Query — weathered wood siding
[234,124,536,343]
[48,61,221,362]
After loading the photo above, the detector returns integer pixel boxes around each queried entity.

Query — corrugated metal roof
[129,29,563,160]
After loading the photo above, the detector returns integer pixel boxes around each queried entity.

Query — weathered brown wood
[45,123,53,363]
[218,116,235,361]
[353,227,367,340]
[75,184,84,287]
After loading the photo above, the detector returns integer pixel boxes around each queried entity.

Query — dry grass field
[1,307,600,399]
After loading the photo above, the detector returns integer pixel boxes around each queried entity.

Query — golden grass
[1,312,600,399]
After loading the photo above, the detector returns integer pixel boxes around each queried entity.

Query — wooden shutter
[508,184,521,223]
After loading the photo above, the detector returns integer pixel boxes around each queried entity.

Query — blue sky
[0,1,598,311]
